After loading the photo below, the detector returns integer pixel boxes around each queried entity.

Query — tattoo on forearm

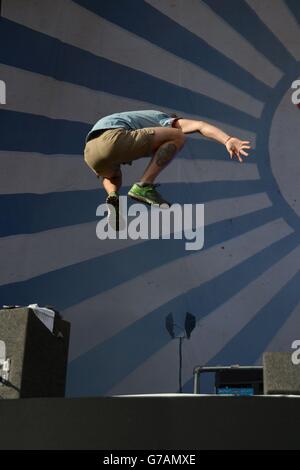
[155,143,177,167]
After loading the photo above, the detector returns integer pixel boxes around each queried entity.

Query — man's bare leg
[128,127,186,207]
[102,167,122,196]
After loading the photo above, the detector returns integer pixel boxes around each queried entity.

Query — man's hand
[225,137,251,163]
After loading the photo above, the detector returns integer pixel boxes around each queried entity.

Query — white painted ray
[2,0,264,118]
[204,193,271,225]
[126,156,259,187]
[0,190,269,286]
[66,218,293,361]
[87,235,300,395]
[146,0,282,87]
[0,63,257,141]
[246,0,300,61]
[0,222,141,286]
[0,149,259,194]
[107,341,184,395]
[123,158,260,184]
[0,64,158,124]
[0,151,96,194]
[260,301,300,356]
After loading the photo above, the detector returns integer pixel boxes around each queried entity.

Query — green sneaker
[128,183,170,208]
[106,192,124,231]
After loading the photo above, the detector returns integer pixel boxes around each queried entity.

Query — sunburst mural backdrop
[0,0,299,396]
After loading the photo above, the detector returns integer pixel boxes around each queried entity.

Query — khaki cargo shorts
[84,127,155,177]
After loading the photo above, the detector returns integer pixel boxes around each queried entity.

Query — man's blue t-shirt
[86,110,178,141]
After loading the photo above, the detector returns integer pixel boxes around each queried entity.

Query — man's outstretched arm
[173,118,252,163]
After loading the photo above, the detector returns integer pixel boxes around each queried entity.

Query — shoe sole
[106,195,119,205]
[128,192,170,208]
[106,196,120,231]
[106,196,128,231]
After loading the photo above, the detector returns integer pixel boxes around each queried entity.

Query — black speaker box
[0,307,70,399]
[263,352,300,395]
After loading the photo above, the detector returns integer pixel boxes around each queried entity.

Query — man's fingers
[240,149,249,156]
[232,150,243,162]
[229,149,245,162]
[234,150,243,162]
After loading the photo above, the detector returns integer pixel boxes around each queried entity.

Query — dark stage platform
[0,394,299,450]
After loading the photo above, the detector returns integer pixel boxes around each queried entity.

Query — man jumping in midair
[84,110,252,226]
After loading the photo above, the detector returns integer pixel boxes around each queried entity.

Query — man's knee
[173,129,186,149]
[102,167,122,180]
[151,127,186,152]
[158,128,185,150]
